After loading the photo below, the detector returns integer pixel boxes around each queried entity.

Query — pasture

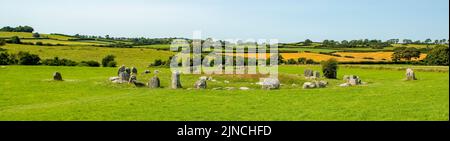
[0,65,448,120]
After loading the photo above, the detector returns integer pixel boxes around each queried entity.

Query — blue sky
[1,0,448,42]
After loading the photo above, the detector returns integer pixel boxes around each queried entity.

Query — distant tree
[0,26,34,32]
[424,38,432,44]
[10,36,21,44]
[32,32,40,38]
[392,47,421,61]
[304,39,313,46]
[321,58,338,79]
[424,45,449,66]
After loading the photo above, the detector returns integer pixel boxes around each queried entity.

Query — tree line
[0,26,34,33]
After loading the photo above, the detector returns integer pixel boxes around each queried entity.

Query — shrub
[107,61,117,67]
[79,60,100,67]
[321,58,338,79]
[363,57,374,60]
[10,36,21,44]
[344,55,354,58]
[17,51,40,65]
[0,52,12,65]
[35,41,43,46]
[305,59,317,64]
[41,57,78,66]
[0,39,5,46]
[424,45,449,66]
[287,58,297,64]
[102,55,116,67]
[32,32,40,38]
[297,57,307,64]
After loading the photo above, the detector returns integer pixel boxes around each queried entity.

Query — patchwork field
[0,65,448,120]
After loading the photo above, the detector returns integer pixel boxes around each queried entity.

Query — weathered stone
[194,78,207,89]
[125,67,131,74]
[302,82,316,89]
[260,78,280,90]
[171,71,182,89]
[117,65,126,76]
[128,75,137,83]
[53,72,63,81]
[119,72,130,81]
[239,87,250,90]
[315,80,328,88]
[304,69,313,77]
[148,76,160,88]
[347,75,361,85]
[109,76,120,81]
[131,67,138,75]
[313,71,321,78]
[406,68,417,80]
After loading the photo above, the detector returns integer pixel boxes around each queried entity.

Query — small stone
[339,83,350,87]
[302,82,316,89]
[148,76,160,88]
[194,79,207,89]
[260,78,280,90]
[239,87,250,90]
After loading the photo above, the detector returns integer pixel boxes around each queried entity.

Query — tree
[321,58,338,79]
[424,45,449,66]
[424,38,432,44]
[102,55,117,67]
[392,47,421,61]
[10,36,21,44]
[0,39,5,46]
[304,39,313,46]
[32,32,40,38]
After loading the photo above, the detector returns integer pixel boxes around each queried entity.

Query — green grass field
[0,65,448,121]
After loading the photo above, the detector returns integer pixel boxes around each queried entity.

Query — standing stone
[148,76,160,88]
[125,67,131,75]
[117,65,126,76]
[304,69,313,77]
[119,72,130,81]
[312,71,321,78]
[406,68,417,80]
[53,72,63,81]
[171,71,182,89]
[260,78,280,90]
[194,78,207,89]
[131,67,138,75]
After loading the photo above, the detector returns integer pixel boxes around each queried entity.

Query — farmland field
[0,65,448,121]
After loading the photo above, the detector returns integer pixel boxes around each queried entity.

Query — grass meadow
[0,65,448,121]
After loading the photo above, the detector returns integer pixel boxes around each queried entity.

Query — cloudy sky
[1,0,448,42]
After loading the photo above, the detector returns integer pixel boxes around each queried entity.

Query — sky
[0,0,448,42]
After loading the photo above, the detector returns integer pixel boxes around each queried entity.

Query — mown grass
[0,65,447,121]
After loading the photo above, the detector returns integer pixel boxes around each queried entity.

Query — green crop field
[0,65,448,121]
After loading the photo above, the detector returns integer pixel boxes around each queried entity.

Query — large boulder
[148,76,160,88]
[194,78,207,89]
[171,71,182,89]
[406,68,417,80]
[53,72,63,81]
[260,78,280,90]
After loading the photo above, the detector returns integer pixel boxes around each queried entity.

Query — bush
[297,57,307,64]
[0,39,5,46]
[79,60,100,67]
[10,36,21,44]
[286,58,297,64]
[107,61,117,67]
[344,55,354,58]
[321,58,338,79]
[102,55,116,67]
[17,51,40,65]
[363,57,374,60]
[32,32,40,38]
[306,59,317,64]
[424,45,449,66]
[35,41,43,46]
[41,57,78,66]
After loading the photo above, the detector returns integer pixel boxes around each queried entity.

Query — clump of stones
[106,67,418,90]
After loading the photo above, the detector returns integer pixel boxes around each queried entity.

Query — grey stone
[347,75,361,85]
[117,65,126,76]
[171,71,182,89]
[148,76,160,88]
[313,71,321,78]
[260,78,280,90]
[239,87,250,90]
[53,72,63,81]
[194,78,207,89]
[339,83,350,87]
[109,76,120,81]
[315,80,328,88]
[304,69,313,77]
[131,67,138,75]
[406,68,417,80]
[128,75,137,83]
[302,82,316,89]
[119,72,130,81]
